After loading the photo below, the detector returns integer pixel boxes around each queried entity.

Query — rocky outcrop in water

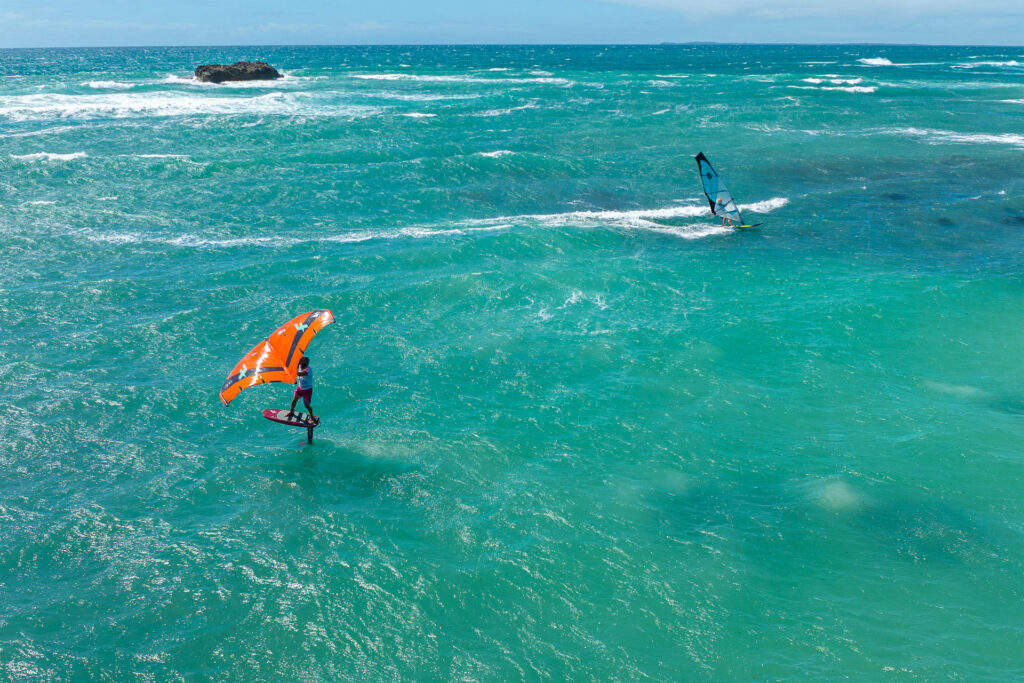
[194,61,281,84]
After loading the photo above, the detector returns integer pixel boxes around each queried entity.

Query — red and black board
[262,408,320,443]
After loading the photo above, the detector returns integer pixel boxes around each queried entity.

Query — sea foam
[955,60,1022,68]
[352,73,572,85]
[75,198,791,249]
[0,92,381,121]
[9,151,87,161]
[895,127,1024,148]
[82,80,135,89]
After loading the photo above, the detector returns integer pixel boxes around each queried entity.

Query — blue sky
[1,0,1021,47]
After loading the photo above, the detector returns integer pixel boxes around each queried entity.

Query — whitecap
[740,197,789,213]
[825,85,876,93]
[893,127,1024,148]
[858,57,893,66]
[400,112,436,118]
[644,223,733,240]
[472,102,539,117]
[956,60,1022,68]
[475,150,514,158]
[9,151,86,161]
[81,80,134,89]
[75,200,788,250]
[787,85,876,93]
[351,73,571,85]
[0,91,381,121]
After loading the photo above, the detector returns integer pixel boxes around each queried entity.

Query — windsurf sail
[220,309,335,406]
[695,152,744,225]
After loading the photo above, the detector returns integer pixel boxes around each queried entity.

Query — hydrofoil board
[262,408,320,427]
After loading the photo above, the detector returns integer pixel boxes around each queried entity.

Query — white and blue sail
[695,152,744,225]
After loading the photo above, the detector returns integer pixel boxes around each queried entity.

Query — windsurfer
[287,356,316,423]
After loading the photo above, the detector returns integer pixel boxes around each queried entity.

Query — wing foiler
[695,152,761,229]
[219,309,335,406]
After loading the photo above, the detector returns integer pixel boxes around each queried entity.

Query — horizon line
[2,41,1023,50]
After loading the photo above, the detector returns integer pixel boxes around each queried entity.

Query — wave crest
[9,151,87,161]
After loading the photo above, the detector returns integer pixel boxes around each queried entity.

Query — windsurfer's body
[716,197,733,226]
[287,356,316,423]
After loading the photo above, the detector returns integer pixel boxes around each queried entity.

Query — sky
[0,0,1022,48]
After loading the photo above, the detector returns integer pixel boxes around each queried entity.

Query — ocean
[1,44,1023,679]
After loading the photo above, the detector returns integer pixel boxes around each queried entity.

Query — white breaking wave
[788,85,877,93]
[472,102,539,117]
[400,112,436,118]
[802,77,865,85]
[490,197,788,230]
[741,197,789,213]
[82,80,134,89]
[476,150,514,158]
[955,60,1022,68]
[645,223,733,240]
[9,151,87,161]
[858,57,893,66]
[76,199,790,249]
[894,127,1024,148]
[0,91,381,121]
[351,73,572,85]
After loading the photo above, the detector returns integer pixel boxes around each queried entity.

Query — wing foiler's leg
[288,390,299,418]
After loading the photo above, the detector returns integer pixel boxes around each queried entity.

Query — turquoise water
[2,45,1024,679]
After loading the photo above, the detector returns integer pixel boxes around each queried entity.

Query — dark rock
[194,61,281,84]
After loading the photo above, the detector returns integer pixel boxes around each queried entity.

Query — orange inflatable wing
[220,309,335,406]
